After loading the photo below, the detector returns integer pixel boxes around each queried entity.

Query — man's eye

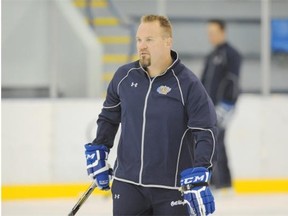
[147,38,152,42]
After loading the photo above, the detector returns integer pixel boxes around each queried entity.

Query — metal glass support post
[261,0,271,96]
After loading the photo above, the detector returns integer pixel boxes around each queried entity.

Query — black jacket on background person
[201,42,242,106]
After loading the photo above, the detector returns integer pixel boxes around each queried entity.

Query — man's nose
[138,41,148,50]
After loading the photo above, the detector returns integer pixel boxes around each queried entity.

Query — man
[201,19,242,189]
[85,15,217,216]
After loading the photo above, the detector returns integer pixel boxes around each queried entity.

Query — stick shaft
[68,182,97,216]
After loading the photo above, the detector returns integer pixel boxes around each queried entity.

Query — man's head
[136,15,173,69]
[207,19,226,46]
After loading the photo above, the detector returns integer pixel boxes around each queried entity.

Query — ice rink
[2,1,288,216]
[3,193,288,216]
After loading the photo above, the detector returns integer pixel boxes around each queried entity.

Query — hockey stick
[68,181,97,216]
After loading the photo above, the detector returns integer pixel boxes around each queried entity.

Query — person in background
[201,19,242,190]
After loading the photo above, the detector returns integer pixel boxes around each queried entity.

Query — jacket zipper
[139,76,156,184]
[138,56,177,184]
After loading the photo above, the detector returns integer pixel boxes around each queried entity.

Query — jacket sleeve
[185,79,217,169]
[222,49,242,104]
[92,72,121,149]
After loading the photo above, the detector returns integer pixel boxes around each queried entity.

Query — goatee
[140,56,151,68]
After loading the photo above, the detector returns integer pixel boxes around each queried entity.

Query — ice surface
[2,194,288,216]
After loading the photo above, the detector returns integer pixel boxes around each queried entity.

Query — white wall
[2,95,288,185]
[2,0,49,87]
[49,0,103,97]
[2,0,103,97]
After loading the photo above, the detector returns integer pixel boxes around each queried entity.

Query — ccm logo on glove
[86,153,95,160]
[181,174,207,185]
[180,167,215,216]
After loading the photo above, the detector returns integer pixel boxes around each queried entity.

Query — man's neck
[215,40,226,48]
[147,55,173,78]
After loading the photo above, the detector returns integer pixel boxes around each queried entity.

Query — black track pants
[111,179,189,216]
[211,127,232,189]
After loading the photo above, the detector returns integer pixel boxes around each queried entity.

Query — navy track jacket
[93,51,217,190]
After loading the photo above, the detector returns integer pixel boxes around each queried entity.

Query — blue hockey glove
[85,143,112,190]
[180,167,215,216]
[215,101,234,128]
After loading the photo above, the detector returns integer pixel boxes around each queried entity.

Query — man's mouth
[140,52,149,56]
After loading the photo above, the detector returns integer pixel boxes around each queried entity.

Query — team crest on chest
[157,85,171,95]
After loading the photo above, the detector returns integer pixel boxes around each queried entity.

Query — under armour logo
[131,82,138,87]
[86,153,95,160]
[114,194,120,199]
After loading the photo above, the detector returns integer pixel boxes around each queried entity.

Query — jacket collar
[139,50,180,77]
[215,42,228,50]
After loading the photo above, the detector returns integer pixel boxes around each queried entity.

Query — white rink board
[2,94,288,185]
[227,95,288,179]
[2,99,118,184]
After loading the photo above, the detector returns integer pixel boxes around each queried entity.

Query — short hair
[141,15,173,37]
[208,19,226,31]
